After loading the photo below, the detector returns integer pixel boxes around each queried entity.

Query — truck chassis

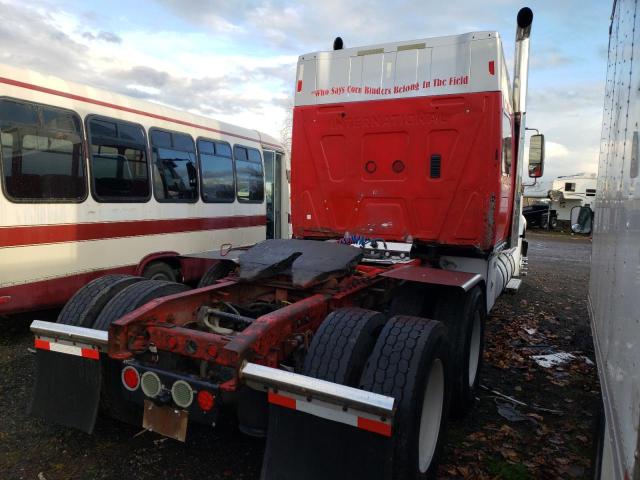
[28,237,507,479]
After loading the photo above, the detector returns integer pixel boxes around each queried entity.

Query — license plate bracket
[142,399,188,442]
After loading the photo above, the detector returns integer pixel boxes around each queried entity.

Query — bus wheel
[198,261,235,288]
[433,286,486,417]
[142,261,177,282]
[57,274,143,327]
[360,315,450,479]
[303,307,386,386]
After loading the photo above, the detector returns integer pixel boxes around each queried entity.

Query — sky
[0,0,612,180]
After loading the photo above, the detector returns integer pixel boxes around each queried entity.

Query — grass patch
[487,458,531,480]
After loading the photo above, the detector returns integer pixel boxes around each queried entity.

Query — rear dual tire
[433,286,485,416]
[303,308,385,386]
[303,309,450,479]
[56,274,144,327]
[92,279,190,423]
[360,315,450,479]
[57,276,190,425]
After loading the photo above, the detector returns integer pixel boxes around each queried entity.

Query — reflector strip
[267,389,392,437]
[357,416,392,436]
[81,348,100,360]
[34,338,50,350]
[268,391,296,409]
[34,338,100,360]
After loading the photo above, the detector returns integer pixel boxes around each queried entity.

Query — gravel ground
[0,231,598,480]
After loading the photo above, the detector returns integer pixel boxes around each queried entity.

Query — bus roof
[0,62,283,151]
[295,31,511,109]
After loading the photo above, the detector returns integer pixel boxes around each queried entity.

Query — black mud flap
[28,349,102,434]
[260,405,392,480]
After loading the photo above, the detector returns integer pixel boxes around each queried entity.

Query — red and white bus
[0,63,289,315]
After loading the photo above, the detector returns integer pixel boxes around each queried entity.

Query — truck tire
[57,275,144,327]
[303,308,385,386]
[142,261,177,282]
[389,283,432,317]
[92,280,190,425]
[360,315,450,480]
[93,279,190,331]
[260,308,387,479]
[433,286,485,416]
[198,261,235,288]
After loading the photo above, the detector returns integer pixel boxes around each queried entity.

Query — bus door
[263,150,283,239]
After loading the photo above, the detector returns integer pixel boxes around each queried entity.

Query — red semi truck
[28,8,544,479]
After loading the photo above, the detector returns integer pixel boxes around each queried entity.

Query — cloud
[0,0,293,139]
[82,30,122,43]
[530,47,574,69]
[151,0,519,51]
[545,141,571,159]
[0,2,90,77]
[0,0,609,172]
[526,82,603,180]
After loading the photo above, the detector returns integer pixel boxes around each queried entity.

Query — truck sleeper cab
[292,31,516,251]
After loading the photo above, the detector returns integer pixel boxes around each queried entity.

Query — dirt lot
[0,231,599,480]
[440,232,599,479]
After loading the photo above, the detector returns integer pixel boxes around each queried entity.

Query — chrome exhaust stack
[512,7,533,115]
[509,7,534,249]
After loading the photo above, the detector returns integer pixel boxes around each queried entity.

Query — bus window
[87,116,150,202]
[150,129,198,202]
[234,145,264,203]
[0,99,85,202]
[197,139,234,203]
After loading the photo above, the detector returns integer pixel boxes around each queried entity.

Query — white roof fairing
[295,31,511,108]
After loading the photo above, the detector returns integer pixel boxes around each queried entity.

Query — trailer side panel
[591,1,640,477]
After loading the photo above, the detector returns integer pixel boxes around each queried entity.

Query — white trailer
[591,0,640,478]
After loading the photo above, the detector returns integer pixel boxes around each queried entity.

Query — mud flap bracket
[28,320,108,434]
[241,362,396,480]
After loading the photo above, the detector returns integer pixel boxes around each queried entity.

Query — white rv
[523,172,597,223]
[549,173,597,221]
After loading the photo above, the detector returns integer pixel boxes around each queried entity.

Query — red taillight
[197,390,215,411]
[122,366,140,391]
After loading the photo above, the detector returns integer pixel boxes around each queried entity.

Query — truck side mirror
[528,134,545,178]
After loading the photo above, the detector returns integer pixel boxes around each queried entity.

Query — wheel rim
[468,311,482,387]
[418,358,445,473]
